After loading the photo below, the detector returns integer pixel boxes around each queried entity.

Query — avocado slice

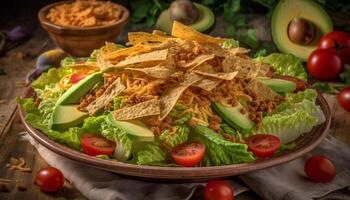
[155,3,214,34]
[106,114,154,142]
[256,77,296,93]
[212,102,254,134]
[271,0,332,60]
[56,72,103,105]
[50,105,89,130]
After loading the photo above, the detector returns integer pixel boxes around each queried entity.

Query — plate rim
[18,86,331,180]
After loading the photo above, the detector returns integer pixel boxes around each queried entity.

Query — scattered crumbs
[15,180,27,191]
[6,157,32,172]
[0,179,27,192]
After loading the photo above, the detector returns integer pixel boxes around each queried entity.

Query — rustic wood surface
[0,6,349,200]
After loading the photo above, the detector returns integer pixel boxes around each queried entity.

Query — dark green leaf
[239,29,259,48]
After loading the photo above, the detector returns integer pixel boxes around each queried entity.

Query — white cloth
[22,133,350,200]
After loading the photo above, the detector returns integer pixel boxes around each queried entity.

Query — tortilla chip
[159,73,202,120]
[103,44,149,61]
[245,80,283,101]
[86,78,125,115]
[126,57,175,79]
[222,55,261,78]
[193,78,221,91]
[113,99,160,120]
[128,32,174,45]
[67,64,99,72]
[178,54,215,68]
[171,21,225,44]
[193,64,238,80]
[116,49,169,67]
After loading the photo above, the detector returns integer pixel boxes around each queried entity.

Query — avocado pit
[287,17,316,45]
[169,0,199,25]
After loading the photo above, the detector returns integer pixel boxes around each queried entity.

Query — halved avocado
[272,0,333,60]
[155,3,214,34]
[56,72,103,105]
[256,77,296,93]
[50,105,89,130]
[106,114,154,142]
[212,102,254,134]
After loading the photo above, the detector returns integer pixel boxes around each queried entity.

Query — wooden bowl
[38,1,129,57]
[19,87,331,181]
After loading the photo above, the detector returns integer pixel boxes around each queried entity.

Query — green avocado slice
[256,77,296,93]
[56,72,103,105]
[212,102,254,134]
[271,0,333,60]
[106,114,154,142]
[155,3,214,34]
[50,105,88,130]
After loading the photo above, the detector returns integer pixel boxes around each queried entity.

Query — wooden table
[0,10,349,200]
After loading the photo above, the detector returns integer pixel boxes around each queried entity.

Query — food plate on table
[18,22,331,180]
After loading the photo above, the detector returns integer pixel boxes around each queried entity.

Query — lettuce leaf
[159,125,189,149]
[254,89,325,143]
[255,53,307,81]
[192,125,255,166]
[222,39,240,48]
[136,143,167,165]
[31,67,72,89]
[83,115,106,133]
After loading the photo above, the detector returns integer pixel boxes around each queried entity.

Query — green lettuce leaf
[83,115,106,133]
[101,120,132,160]
[255,53,307,81]
[136,143,167,165]
[222,39,240,48]
[31,67,72,89]
[254,89,325,143]
[192,125,255,166]
[159,125,189,149]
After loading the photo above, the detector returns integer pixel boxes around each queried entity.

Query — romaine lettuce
[31,67,72,89]
[136,143,167,165]
[255,53,307,81]
[192,125,255,166]
[159,125,189,149]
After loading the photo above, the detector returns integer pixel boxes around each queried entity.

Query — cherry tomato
[35,167,64,192]
[80,134,116,156]
[307,48,342,80]
[339,47,350,65]
[247,134,281,158]
[318,31,350,49]
[338,87,350,112]
[204,180,234,200]
[70,73,87,84]
[277,76,306,92]
[171,141,205,167]
[304,156,336,183]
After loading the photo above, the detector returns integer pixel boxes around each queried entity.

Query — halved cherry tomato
[304,155,336,183]
[80,133,116,156]
[277,75,306,92]
[204,180,234,200]
[70,73,87,84]
[247,134,281,158]
[35,167,64,192]
[338,87,350,112]
[318,31,350,49]
[171,141,205,167]
[339,47,350,65]
[307,48,342,80]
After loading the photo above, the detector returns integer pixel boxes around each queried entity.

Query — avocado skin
[50,105,89,130]
[256,77,296,93]
[155,3,215,34]
[212,102,254,134]
[56,72,103,105]
[106,114,154,142]
[271,0,333,60]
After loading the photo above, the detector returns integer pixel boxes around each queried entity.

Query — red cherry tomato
[307,48,342,80]
[171,141,205,167]
[35,167,64,192]
[277,76,306,92]
[70,73,87,84]
[338,87,350,112]
[318,31,350,49]
[339,47,350,65]
[304,156,336,183]
[204,180,234,200]
[247,134,281,158]
[80,134,116,156]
